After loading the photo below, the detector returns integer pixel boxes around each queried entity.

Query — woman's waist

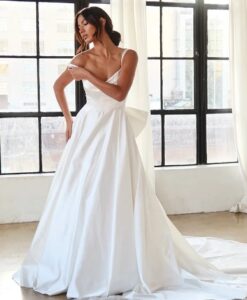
[85,97,126,112]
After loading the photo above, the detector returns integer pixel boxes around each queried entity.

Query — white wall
[0,164,245,224]
[156,164,245,214]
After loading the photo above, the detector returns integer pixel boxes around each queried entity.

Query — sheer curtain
[229,0,247,213]
[110,0,155,190]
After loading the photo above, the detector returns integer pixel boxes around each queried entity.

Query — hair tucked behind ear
[75,6,121,53]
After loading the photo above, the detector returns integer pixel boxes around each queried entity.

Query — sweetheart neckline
[83,68,120,86]
[82,68,120,84]
[105,68,121,82]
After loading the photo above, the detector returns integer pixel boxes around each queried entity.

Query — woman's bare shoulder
[123,48,138,59]
[70,49,93,67]
[123,49,138,64]
[125,48,137,54]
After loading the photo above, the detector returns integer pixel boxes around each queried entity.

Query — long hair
[75,6,121,53]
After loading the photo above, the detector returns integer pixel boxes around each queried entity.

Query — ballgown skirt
[12,69,247,300]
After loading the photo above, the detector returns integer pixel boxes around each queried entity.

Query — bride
[12,6,247,300]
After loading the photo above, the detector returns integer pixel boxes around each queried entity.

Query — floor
[1,212,247,300]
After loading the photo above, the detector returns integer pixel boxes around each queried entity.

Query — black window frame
[0,0,233,176]
[147,0,232,167]
[0,0,89,175]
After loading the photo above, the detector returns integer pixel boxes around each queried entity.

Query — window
[147,0,236,166]
[0,0,235,175]
[0,0,85,175]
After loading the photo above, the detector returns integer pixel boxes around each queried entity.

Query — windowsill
[0,173,54,179]
[155,162,239,171]
[0,163,240,179]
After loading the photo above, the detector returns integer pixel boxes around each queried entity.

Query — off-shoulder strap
[121,48,129,65]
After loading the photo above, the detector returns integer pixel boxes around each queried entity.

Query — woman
[12,6,247,300]
[54,7,137,144]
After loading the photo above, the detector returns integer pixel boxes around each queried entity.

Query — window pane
[0,1,36,55]
[0,59,37,112]
[148,60,160,109]
[146,6,160,57]
[163,60,194,109]
[162,7,193,57]
[151,115,162,166]
[208,60,230,109]
[40,59,75,112]
[208,10,229,57]
[205,0,229,4]
[39,3,74,56]
[42,117,67,172]
[165,115,196,165]
[207,114,237,163]
[0,118,39,173]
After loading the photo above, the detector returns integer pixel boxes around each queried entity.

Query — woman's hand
[65,119,73,142]
[67,64,89,81]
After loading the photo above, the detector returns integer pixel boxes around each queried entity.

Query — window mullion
[75,0,89,111]
[160,4,165,166]
[36,1,43,172]
[195,0,207,164]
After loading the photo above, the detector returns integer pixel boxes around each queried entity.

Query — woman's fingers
[65,121,73,142]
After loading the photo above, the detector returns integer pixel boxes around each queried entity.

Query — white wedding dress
[13,49,247,300]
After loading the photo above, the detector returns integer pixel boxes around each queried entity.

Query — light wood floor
[1,212,247,300]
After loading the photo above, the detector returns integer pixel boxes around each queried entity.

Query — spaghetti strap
[121,48,129,65]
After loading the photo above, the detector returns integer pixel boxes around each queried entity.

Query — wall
[0,164,245,224]
[156,164,244,214]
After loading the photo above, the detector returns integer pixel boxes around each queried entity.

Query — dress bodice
[83,69,125,112]
[81,48,129,112]
[68,48,148,138]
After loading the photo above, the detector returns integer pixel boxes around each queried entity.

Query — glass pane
[40,59,75,112]
[151,115,162,166]
[146,6,160,57]
[0,1,36,55]
[0,118,39,173]
[208,10,229,57]
[165,115,196,165]
[0,59,37,112]
[42,117,67,172]
[205,0,229,4]
[208,60,230,109]
[148,60,160,109]
[162,7,193,57]
[207,114,237,163]
[39,3,74,56]
[163,60,194,109]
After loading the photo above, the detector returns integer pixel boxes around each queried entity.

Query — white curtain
[229,0,247,213]
[110,0,155,190]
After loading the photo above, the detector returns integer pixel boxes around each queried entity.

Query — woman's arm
[53,51,86,121]
[53,51,87,141]
[53,70,74,123]
[53,69,75,141]
[68,49,138,102]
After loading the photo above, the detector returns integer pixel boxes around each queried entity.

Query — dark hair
[75,6,121,53]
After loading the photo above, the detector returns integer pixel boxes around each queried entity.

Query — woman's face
[77,15,96,44]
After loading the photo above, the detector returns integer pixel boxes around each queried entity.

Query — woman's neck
[92,32,118,58]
